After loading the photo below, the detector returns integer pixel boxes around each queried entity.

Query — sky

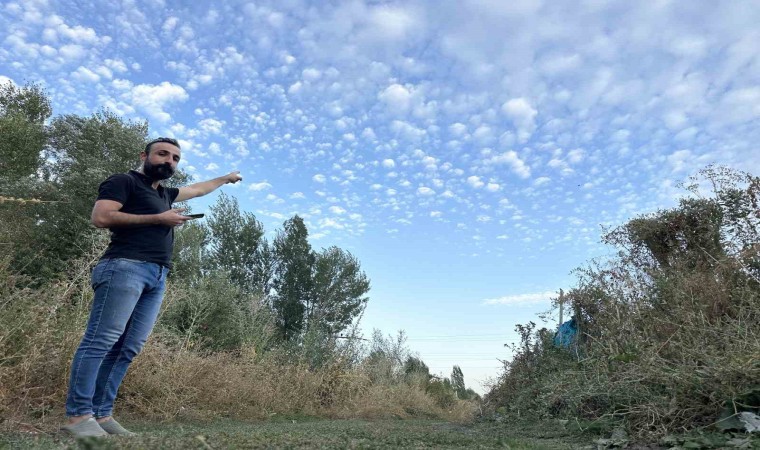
[1,0,759,394]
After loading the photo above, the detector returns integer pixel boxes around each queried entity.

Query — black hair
[144,137,180,154]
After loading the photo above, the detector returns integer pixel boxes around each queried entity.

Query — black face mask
[143,158,175,181]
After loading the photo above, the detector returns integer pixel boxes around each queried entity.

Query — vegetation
[6,80,754,447]
[485,165,760,444]
[1,418,575,449]
[0,82,478,431]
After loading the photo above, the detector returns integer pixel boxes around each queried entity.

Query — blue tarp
[554,317,577,348]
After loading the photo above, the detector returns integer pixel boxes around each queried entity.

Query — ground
[0,417,580,449]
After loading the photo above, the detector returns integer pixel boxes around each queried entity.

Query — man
[62,137,242,437]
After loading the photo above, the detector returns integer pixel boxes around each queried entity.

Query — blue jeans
[65,258,169,417]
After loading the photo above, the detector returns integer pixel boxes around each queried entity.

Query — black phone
[184,213,205,219]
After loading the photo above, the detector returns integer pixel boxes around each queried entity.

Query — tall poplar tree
[272,215,314,340]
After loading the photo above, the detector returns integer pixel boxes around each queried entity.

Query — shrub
[486,166,760,439]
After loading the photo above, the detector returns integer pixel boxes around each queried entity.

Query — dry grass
[0,248,476,429]
[486,168,760,440]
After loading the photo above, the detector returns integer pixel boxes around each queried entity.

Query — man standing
[62,137,242,437]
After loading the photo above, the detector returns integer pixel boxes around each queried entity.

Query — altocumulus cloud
[483,290,558,306]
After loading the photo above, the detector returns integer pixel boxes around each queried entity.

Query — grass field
[1,418,579,449]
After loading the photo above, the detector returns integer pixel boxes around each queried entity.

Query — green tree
[14,110,190,280]
[25,112,151,279]
[171,221,210,282]
[206,193,271,294]
[271,215,314,340]
[451,365,467,399]
[309,246,370,335]
[161,271,275,352]
[0,82,51,254]
[0,81,50,180]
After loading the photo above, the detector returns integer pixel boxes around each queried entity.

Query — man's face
[141,142,180,181]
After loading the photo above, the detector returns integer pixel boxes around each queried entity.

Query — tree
[9,109,191,280]
[24,111,152,279]
[0,82,51,255]
[0,81,50,180]
[171,221,210,283]
[451,365,467,399]
[161,271,275,352]
[206,193,270,294]
[309,246,370,335]
[271,215,314,340]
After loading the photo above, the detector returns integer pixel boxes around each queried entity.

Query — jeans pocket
[91,259,113,289]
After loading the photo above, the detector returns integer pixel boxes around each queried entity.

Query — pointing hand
[225,171,242,184]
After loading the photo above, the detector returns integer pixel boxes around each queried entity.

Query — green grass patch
[1,418,576,449]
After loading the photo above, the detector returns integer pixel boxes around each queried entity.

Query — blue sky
[2,0,759,393]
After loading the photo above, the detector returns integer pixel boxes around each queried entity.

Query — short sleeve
[96,173,132,204]
[166,187,180,205]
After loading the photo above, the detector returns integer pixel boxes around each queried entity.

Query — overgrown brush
[0,241,476,428]
[486,166,760,439]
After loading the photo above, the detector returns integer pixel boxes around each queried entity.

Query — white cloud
[72,66,100,83]
[379,84,412,112]
[290,192,306,199]
[162,17,179,33]
[313,174,326,183]
[288,81,302,94]
[320,218,344,229]
[467,176,484,189]
[59,44,86,60]
[502,98,538,143]
[248,182,273,191]
[382,159,396,168]
[487,151,531,179]
[483,290,557,306]
[367,5,418,41]
[127,82,189,123]
[302,68,321,81]
[449,123,467,136]
[199,118,224,134]
[417,186,435,196]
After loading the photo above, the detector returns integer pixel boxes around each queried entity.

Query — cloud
[366,5,418,41]
[487,151,531,179]
[467,176,484,189]
[313,174,326,183]
[199,118,224,134]
[483,290,557,306]
[127,82,189,123]
[379,84,412,112]
[248,182,272,191]
[70,66,99,83]
[502,98,537,143]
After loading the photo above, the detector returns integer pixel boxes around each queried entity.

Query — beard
[143,159,175,181]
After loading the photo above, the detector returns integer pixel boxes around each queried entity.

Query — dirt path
[1,418,578,449]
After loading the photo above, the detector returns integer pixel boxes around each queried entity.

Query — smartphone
[184,213,205,219]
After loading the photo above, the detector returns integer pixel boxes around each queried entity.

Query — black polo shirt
[97,170,180,268]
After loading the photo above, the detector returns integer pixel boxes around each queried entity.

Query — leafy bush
[486,166,760,439]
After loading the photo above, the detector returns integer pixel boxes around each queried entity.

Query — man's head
[141,137,181,181]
